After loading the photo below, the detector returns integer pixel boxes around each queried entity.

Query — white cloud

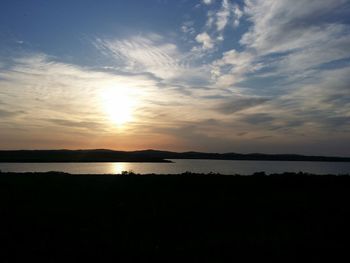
[202,0,214,5]
[216,0,231,32]
[181,25,195,35]
[188,0,350,93]
[276,33,350,76]
[273,67,350,131]
[200,0,243,47]
[241,0,348,54]
[195,32,214,50]
[181,20,196,35]
[204,0,350,141]
[211,49,263,87]
[220,0,350,83]
[232,4,243,28]
[206,11,215,28]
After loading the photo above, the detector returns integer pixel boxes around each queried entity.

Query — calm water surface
[1,159,350,175]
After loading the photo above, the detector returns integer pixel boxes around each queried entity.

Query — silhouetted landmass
[1,149,350,162]
[0,172,349,261]
[0,149,172,163]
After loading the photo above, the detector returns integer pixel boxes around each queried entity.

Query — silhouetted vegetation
[0,172,349,261]
[1,149,350,162]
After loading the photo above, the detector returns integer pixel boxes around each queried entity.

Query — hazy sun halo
[101,87,136,126]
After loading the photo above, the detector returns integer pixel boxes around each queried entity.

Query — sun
[101,87,137,126]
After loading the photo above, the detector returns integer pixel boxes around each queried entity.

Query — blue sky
[1,0,350,155]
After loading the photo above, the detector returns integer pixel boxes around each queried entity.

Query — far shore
[1,149,350,163]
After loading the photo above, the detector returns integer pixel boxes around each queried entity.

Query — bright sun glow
[101,87,137,126]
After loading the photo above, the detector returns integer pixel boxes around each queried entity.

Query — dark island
[1,171,349,262]
[1,149,350,162]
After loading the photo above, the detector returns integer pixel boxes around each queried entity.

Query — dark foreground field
[0,172,349,262]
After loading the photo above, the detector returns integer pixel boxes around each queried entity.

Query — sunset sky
[1,0,350,155]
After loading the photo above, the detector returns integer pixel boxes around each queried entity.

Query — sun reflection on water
[110,163,128,174]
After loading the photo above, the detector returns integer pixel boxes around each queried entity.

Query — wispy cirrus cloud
[94,34,182,77]
[94,33,212,87]
[241,0,349,54]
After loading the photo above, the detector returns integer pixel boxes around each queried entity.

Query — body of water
[1,159,350,175]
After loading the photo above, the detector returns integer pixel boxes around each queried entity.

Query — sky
[0,0,350,156]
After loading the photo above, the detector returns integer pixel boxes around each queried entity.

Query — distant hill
[0,149,350,162]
